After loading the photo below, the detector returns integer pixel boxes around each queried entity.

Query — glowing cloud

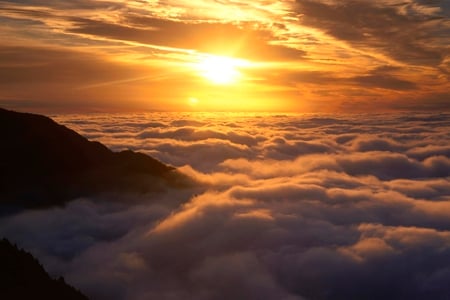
[196,55,249,85]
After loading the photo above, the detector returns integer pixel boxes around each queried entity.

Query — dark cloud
[68,16,305,61]
[352,74,417,90]
[0,46,130,84]
[407,145,450,160]
[0,0,125,10]
[267,66,418,91]
[1,1,305,61]
[136,127,264,147]
[388,92,450,111]
[351,65,418,90]
[295,0,449,66]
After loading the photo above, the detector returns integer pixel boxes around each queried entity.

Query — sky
[1,112,449,299]
[1,2,449,298]
[0,0,449,112]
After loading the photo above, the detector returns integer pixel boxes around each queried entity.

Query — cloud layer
[1,112,449,299]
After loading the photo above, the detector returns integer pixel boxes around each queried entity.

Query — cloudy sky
[1,112,449,299]
[0,0,449,112]
[1,2,449,298]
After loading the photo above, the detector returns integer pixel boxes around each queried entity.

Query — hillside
[0,238,88,300]
[0,107,188,209]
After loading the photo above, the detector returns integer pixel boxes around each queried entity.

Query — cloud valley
[1,112,449,300]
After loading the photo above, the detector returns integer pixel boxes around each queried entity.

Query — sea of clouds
[1,112,450,299]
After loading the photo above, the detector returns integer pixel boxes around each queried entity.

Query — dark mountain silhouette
[0,238,88,300]
[0,107,191,210]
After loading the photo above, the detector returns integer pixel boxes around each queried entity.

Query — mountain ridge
[0,238,89,300]
[0,107,190,210]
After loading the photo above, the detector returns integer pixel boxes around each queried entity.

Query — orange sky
[0,0,449,112]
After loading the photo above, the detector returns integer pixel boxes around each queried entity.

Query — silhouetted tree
[0,238,88,300]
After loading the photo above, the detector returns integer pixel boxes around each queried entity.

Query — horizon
[2,105,450,116]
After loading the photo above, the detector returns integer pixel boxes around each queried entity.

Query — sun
[196,55,247,85]
[188,97,199,106]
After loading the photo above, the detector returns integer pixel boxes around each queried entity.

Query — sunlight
[196,55,249,85]
[188,97,199,106]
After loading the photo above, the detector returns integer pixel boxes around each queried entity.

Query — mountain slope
[0,238,89,300]
[0,107,188,209]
